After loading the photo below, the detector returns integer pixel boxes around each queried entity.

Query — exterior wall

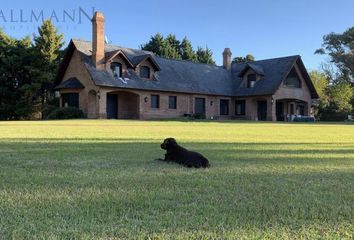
[98,87,235,120]
[273,62,312,119]
[117,91,139,119]
[235,95,272,121]
[60,50,99,117]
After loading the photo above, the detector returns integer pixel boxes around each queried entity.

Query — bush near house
[46,107,85,119]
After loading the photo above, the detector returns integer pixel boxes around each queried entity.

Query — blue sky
[1,0,353,70]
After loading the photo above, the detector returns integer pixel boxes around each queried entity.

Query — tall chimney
[92,12,105,69]
[222,48,232,70]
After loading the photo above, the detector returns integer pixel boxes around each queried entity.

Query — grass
[0,120,353,239]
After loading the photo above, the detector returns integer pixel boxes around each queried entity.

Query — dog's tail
[201,157,210,168]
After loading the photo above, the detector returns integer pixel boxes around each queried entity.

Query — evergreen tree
[141,33,166,57]
[165,34,181,57]
[142,34,215,64]
[180,37,197,62]
[196,47,215,65]
[32,20,64,117]
[33,19,64,86]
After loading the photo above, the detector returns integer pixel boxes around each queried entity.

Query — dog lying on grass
[157,138,210,168]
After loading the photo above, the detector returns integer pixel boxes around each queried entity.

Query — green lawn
[0,120,353,239]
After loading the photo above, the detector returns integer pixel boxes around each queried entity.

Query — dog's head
[161,138,177,150]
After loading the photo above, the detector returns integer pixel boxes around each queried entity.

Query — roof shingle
[58,39,317,98]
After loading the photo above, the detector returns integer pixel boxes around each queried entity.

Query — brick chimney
[92,12,105,69]
[222,48,232,70]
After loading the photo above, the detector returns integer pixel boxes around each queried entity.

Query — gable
[105,50,134,68]
[59,49,95,89]
[274,61,313,101]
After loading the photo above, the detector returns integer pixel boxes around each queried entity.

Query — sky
[1,0,354,70]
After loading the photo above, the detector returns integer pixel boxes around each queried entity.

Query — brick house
[55,12,318,121]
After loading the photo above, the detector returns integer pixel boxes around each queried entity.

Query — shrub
[191,113,206,120]
[47,107,85,120]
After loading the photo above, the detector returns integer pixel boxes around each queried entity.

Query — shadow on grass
[0,140,353,238]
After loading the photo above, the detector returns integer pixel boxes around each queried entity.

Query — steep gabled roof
[131,54,161,71]
[54,77,84,90]
[238,63,265,77]
[70,39,235,96]
[231,55,318,98]
[105,49,135,68]
[55,39,318,98]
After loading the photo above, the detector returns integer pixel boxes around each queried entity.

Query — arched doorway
[106,91,140,119]
[87,90,98,118]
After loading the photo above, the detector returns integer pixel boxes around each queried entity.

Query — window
[247,74,257,88]
[168,96,177,109]
[62,93,79,108]
[151,95,159,108]
[110,62,122,78]
[140,66,151,79]
[285,68,301,88]
[220,99,229,115]
[235,100,246,115]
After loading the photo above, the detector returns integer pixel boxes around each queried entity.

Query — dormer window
[140,66,151,79]
[111,62,122,78]
[285,68,301,88]
[247,74,257,88]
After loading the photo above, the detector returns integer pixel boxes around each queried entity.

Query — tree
[141,33,166,57]
[165,34,181,58]
[233,54,255,63]
[0,20,64,120]
[315,26,354,120]
[180,37,197,62]
[142,34,215,64]
[32,19,64,117]
[32,20,64,88]
[309,71,330,118]
[315,26,354,83]
[196,46,215,65]
[0,29,33,119]
[329,82,353,113]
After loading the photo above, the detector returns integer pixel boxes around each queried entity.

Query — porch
[90,90,140,119]
[275,99,309,121]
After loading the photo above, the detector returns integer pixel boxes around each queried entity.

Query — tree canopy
[315,26,354,83]
[313,25,354,120]
[0,20,64,120]
[232,54,255,63]
[141,33,215,64]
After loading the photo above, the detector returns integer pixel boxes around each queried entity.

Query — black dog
[158,138,210,168]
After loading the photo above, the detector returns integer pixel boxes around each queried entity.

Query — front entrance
[106,91,140,119]
[107,94,118,119]
[276,102,284,121]
[195,98,206,115]
[257,100,267,121]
